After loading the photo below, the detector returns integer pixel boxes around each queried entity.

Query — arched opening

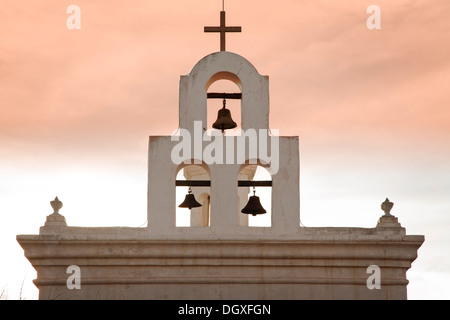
[206,73,242,135]
[238,164,272,227]
[175,164,211,227]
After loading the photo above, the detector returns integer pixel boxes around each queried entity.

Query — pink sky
[1,0,450,299]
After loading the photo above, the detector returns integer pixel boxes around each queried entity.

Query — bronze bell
[178,187,202,209]
[241,187,267,216]
[212,99,237,132]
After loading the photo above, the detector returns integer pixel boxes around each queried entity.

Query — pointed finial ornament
[41,196,67,230]
[50,197,63,215]
[381,198,394,217]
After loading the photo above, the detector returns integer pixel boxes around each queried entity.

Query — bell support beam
[175,180,272,187]
[238,181,272,187]
[207,93,242,99]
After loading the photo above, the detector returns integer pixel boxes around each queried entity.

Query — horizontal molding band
[29,258,412,268]
[17,238,424,246]
[34,277,409,287]
[24,242,417,261]
[27,254,418,262]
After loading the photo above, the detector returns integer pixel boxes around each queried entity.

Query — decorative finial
[50,197,63,215]
[381,198,393,217]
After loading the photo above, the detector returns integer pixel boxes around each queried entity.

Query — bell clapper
[221,99,226,134]
[251,186,256,216]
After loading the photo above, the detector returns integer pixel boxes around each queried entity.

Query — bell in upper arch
[241,187,267,216]
[212,99,237,132]
[178,187,202,209]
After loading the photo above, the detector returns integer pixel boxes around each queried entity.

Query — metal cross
[204,11,241,51]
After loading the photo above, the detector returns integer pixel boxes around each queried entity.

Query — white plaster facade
[17,51,424,300]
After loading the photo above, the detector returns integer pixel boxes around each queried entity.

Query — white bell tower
[17,8,424,300]
[147,49,300,236]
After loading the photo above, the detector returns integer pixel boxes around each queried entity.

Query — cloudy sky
[1,0,449,299]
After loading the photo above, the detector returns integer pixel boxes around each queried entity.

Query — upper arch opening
[206,72,242,92]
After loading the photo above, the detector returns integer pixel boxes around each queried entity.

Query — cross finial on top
[204,10,241,51]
